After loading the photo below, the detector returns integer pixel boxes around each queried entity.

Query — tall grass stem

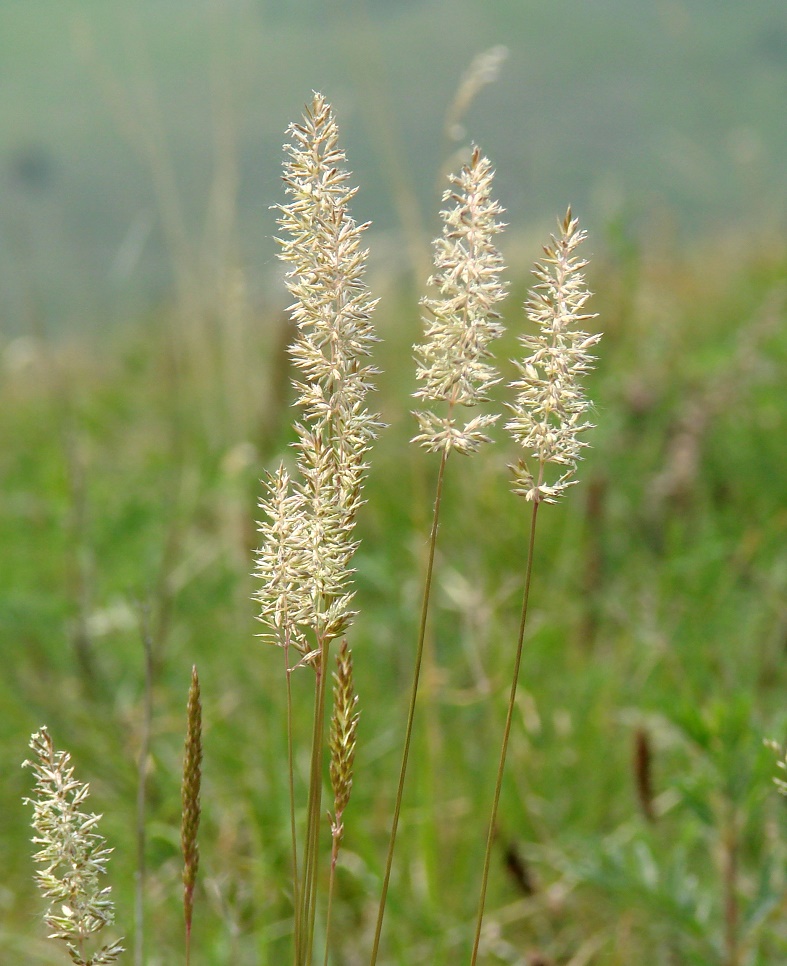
[470,500,540,964]
[285,641,301,965]
[369,446,449,965]
[134,605,155,966]
[302,637,331,965]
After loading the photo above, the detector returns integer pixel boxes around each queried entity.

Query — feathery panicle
[255,92,380,661]
[413,146,508,455]
[23,727,124,966]
[277,91,379,455]
[506,208,601,503]
[254,464,313,658]
[181,666,203,963]
[329,640,360,843]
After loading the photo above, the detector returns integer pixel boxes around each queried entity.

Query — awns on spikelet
[507,208,601,503]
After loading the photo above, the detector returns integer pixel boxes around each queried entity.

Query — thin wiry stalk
[284,641,301,965]
[470,500,539,964]
[324,641,359,966]
[369,445,448,965]
[723,806,740,966]
[323,840,340,966]
[134,604,155,966]
[303,635,331,965]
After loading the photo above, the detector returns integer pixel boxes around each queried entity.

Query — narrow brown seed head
[329,640,359,841]
[633,726,656,823]
[182,666,203,931]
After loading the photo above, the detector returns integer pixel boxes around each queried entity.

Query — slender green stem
[470,500,540,965]
[323,828,342,966]
[135,605,154,966]
[303,634,332,966]
[723,805,740,966]
[369,447,450,965]
[285,641,301,966]
[298,650,324,964]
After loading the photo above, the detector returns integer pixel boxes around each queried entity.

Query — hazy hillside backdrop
[1,0,786,337]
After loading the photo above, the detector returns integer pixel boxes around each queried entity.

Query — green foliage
[4,234,787,962]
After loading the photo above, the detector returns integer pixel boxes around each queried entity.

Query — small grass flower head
[413,146,507,455]
[23,727,124,966]
[506,208,601,502]
[329,640,360,843]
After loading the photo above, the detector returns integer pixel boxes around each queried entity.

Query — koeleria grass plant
[469,208,601,963]
[22,93,605,965]
[370,144,508,963]
[254,92,379,966]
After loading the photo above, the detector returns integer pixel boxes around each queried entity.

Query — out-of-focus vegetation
[2,226,787,962]
[1,0,786,335]
[3,2,787,963]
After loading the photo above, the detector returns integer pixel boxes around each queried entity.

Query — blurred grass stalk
[76,5,271,454]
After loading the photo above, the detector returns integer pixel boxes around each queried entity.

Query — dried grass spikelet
[254,92,380,664]
[181,665,203,957]
[22,727,124,966]
[413,146,508,455]
[507,208,601,503]
[329,640,360,843]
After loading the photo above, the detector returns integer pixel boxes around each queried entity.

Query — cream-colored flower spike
[506,208,601,503]
[23,728,124,966]
[255,93,380,663]
[413,146,507,455]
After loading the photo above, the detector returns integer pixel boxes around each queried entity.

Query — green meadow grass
[2,227,787,963]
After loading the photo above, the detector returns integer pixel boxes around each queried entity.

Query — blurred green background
[1,0,786,336]
[3,2,787,964]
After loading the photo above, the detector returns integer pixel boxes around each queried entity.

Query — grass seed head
[181,665,203,938]
[23,727,124,966]
[255,93,380,659]
[329,640,360,841]
[413,146,508,455]
[506,208,601,503]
